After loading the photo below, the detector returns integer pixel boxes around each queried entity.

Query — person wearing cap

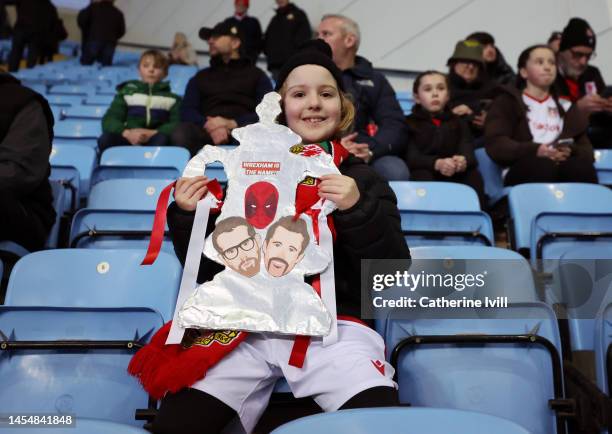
[172,21,272,155]
[466,31,515,85]
[447,39,501,144]
[223,0,263,64]
[150,39,409,434]
[317,14,410,181]
[264,0,311,80]
[555,17,612,148]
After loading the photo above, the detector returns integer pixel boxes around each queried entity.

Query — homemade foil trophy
[131,92,344,394]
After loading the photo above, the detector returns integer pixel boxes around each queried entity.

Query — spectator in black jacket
[264,0,311,80]
[6,0,56,71]
[223,0,262,64]
[317,14,410,181]
[0,73,55,251]
[78,0,125,66]
[172,21,272,155]
[405,71,485,207]
[150,39,410,434]
[466,31,515,85]
[447,39,501,146]
[0,0,11,39]
[554,17,612,148]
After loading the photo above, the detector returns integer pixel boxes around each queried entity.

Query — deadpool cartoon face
[244,182,279,229]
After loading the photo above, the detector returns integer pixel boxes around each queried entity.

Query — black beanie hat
[274,39,345,92]
[467,31,495,46]
[560,18,596,51]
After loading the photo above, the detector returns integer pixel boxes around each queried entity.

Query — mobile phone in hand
[553,138,574,148]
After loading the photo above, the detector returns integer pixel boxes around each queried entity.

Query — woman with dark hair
[484,44,597,185]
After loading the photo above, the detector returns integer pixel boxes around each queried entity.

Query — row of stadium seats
[2,244,611,433]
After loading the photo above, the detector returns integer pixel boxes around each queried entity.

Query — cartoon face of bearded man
[212,217,262,277]
[263,216,309,277]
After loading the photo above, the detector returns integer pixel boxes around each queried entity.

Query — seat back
[595,303,612,395]
[6,249,181,321]
[386,302,563,434]
[508,183,612,254]
[0,306,162,426]
[390,181,493,246]
[270,408,532,434]
[50,144,97,201]
[86,178,173,210]
[54,119,102,140]
[63,104,107,120]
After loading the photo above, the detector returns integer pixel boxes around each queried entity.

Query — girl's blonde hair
[277,81,355,140]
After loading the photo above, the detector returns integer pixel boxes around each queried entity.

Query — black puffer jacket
[264,2,311,70]
[167,152,411,320]
[77,1,125,44]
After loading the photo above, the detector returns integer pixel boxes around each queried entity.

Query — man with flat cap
[555,17,612,148]
[172,21,272,155]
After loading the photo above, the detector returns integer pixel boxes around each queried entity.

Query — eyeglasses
[569,48,596,61]
[222,236,256,260]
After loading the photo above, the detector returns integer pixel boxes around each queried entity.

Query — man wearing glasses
[555,17,612,148]
[211,216,262,278]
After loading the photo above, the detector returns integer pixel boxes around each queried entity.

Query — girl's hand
[318,174,360,211]
[452,155,467,172]
[452,104,473,116]
[174,176,210,211]
[434,158,457,177]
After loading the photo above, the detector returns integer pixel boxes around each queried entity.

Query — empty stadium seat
[390,181,494,246]
[508,183,612,261]
[475,147,512,207]
[50,144,97,208]
[46,94,85,107]
[49,84,94,97]
[270,408,532,434]
[595,150,612,186]
[6,249,181,321]
[385,302,568,434]
[0,306,162,426]
[85,94,115,105]
[70,179,174,252]
[91,146,189,185]
[63,104,107,120]
[54,119,102,148]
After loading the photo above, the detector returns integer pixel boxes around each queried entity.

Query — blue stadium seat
[5,249,181,321]
[508,183,612,260]
[85,94,115,105]
[50,144,97,207]
[399,99,414,115]
[474,148,512,207]
[63,104,107,120]
[70,179,174,252]
[395,91,412,101]
[389,181,494,246]
[595,149,612,186]
[16,418,151,433]
[49,84,94,97]
[0,306,162,426]
[375,245,539,335]
[91,146,189,185]
[54,119,102,149]
[46,181,67,248]
[270,408,532,434]
[556,248,612,353]
[46,94,85,107]
[385,302,567,434]
[595,302,612,396]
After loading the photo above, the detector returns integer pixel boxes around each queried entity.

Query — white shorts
[191,319,396,433]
